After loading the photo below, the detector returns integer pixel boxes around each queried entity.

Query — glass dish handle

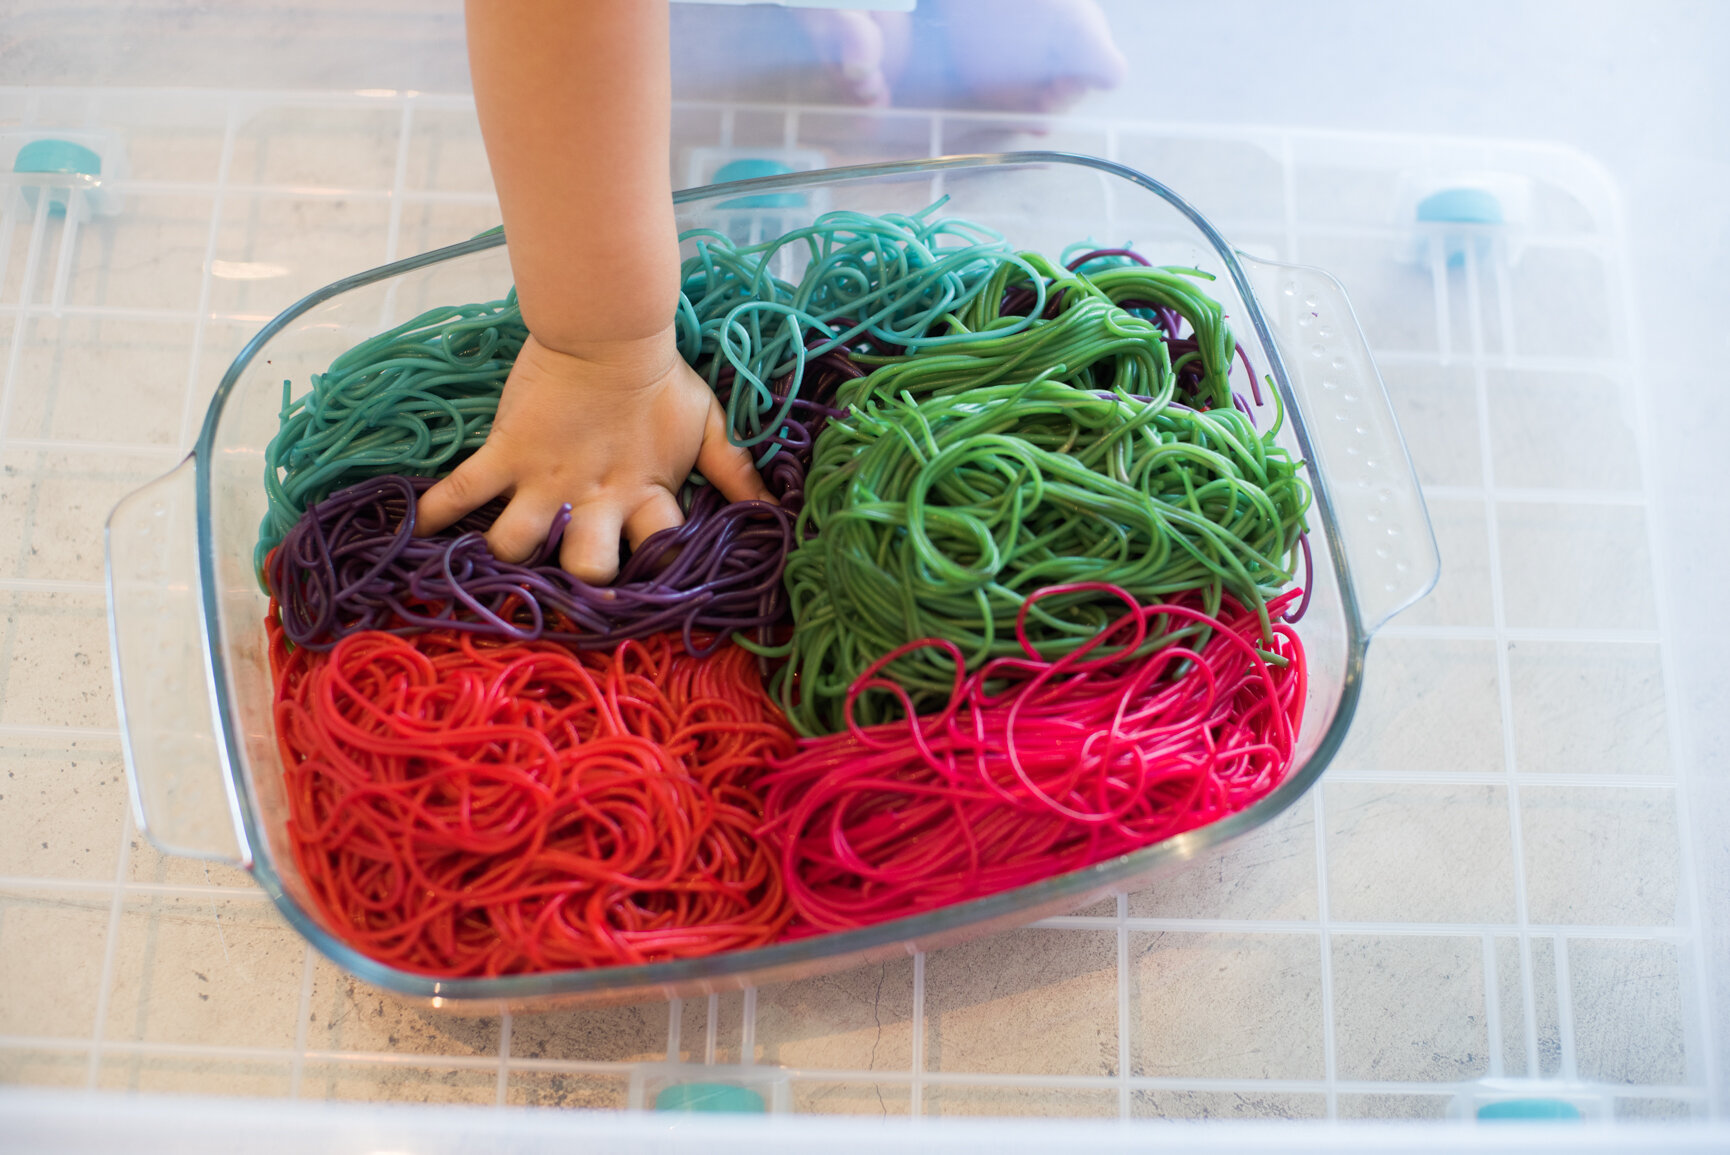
[1239,253,1440,634]
[104,457,250,866]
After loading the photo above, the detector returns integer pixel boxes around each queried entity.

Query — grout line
[740,986,757,1066]
[0,86,1664,165]
[83,808,139,1087]
[3,1030,1714,1099]
[1604,184,1720,1109]
[93,181,497,208]
[47,187,82,315]
[1493,238,1519,364]
[1098,130,1121,247]
[1420,484,1647,508]
[1378,623,1660,644]
[0,191,52,444]
[1279,134,1300,265]
[928,116,944,207]
[0,723,122,741]
[1308,790,1339,1120]
[1553,937,1578,1081]
[1462,235,1543,1081]
[1116,890,1131,1119]
[0,578,105,594]
[200,311,278,325]
[0,304,195,323]
[288,944,314,1098]
[781,108,798,151]
[381,98,415,266]
[0,876,268,898]
[1016,914,1693,939]
[704,993,718,1065]
[1482,934,1504,1078]
[1429,234,1452,365]
[1321,768,1677,789]
[4,424,45,575]
[510,1056,668,1078]
[0,437,186,458]
[1276,147,1339,1117]
[164,183,398,202]
[496,1011,512,1106]
[665,998,682,1062]
[374,95,415,331]
[174,98,239,452]
[1371,348,1630,374]
[59,179,1528,231]
[386,188,498,207]
[1303,220,1609,252]
[910,951,925,1117]
[0,185,20,301]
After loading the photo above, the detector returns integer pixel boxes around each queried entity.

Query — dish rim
[193,150,1370,1002]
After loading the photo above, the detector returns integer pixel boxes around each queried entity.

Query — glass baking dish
[105,153,1438,1010]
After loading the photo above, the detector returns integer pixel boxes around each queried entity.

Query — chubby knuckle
[438,465,485,505]
[566,555,619,585]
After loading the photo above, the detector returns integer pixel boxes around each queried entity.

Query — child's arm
[417,0,770,583]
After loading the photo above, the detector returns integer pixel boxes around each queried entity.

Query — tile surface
[0,90,1706,1125]
[102,894,306,1049]
[1324,782,1517,924]
[1507,641,1670,776]
[1129,932,1325,1080]
[1330,934,1489,1083]
[0,739,127,880]
[1520,787,1681,926]
[923,929,1118,1077]
[0,889,111,1038]
[306,960,502,1057]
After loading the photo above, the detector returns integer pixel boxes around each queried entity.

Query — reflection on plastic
[1240,253,1441,635]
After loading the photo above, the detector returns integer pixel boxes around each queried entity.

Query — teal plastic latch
[13,139,103,216]
[1416,186,1504,267]
[713,157,803,210]
[654,1081,767,1113]
[1417,187,1504,226]
[1477,1098,1584,1122]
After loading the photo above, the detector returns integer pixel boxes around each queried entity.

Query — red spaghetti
[757,584,1308,933]
[269,618,796,976]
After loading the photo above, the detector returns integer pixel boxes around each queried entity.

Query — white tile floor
[0,86,1715,1121]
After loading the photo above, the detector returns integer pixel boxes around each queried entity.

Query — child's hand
[414,328,771,584]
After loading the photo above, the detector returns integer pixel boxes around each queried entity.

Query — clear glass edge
[1237,255,1442,635]
[102,453,251,865]
[191,151,1374,1003]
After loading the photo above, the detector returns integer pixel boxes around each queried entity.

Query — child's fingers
[559,502,627,585]
[415,447,514,536]
[696,398,775,505]
[484,494,564,564]
[624,489,685,550]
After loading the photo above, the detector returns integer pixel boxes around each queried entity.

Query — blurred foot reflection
[672,0,1126,113]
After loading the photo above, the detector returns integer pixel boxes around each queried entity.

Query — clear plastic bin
[104,152,1438,1009]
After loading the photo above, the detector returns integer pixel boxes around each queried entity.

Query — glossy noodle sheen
[260,210,1317,978]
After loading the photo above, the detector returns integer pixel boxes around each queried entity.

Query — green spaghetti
[774,374,1309,735]
[838,251,1237,412]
